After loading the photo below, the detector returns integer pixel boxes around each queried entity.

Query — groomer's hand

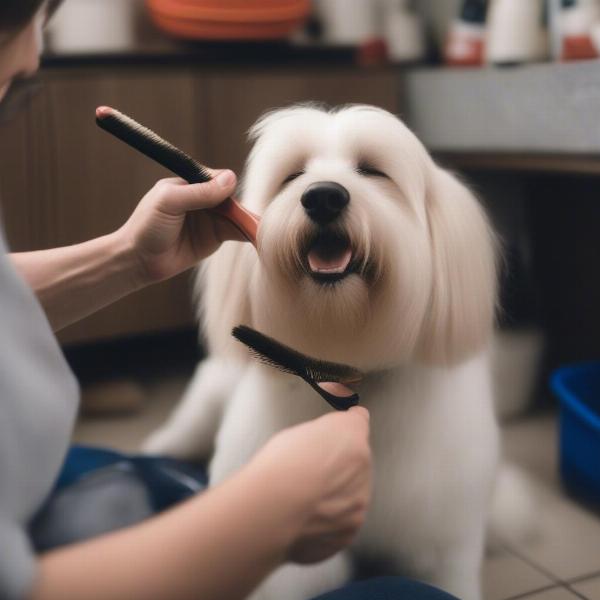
[250,406,372,564]
[118,169,243,285]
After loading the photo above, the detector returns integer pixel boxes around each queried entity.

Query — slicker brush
[232,325,363,411]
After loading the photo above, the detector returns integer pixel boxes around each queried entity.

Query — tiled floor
[484,414,600,600]
[74,375,600,600]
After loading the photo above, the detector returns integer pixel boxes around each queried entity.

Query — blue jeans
[32,446,457,600]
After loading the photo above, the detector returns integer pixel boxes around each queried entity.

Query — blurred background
[2,2,600,598]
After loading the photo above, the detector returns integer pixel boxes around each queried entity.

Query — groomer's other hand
[118,169,243,285]
[250,406,372,565]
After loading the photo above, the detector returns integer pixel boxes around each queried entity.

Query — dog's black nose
[301,181,349,226]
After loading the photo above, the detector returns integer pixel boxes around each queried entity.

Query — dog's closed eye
[356,162,389,179]
[282,170,305,186]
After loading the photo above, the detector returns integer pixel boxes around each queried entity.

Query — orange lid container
[146,0,311,40]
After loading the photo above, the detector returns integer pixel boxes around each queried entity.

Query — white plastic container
[382,0,425,62]
[485,0,548,64]
[313,0,379,45]
[47,0,138,53]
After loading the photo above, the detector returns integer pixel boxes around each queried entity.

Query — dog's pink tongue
[308,248,352,273]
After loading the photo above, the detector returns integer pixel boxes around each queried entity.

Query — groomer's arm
[11,169,239,331]
[31,408,371,600]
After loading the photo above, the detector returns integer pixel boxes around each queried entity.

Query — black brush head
[232,325,362,384]
[232,325,362,410]
[95,106,212,185]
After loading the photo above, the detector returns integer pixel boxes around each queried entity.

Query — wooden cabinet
[0,64,399,345]
[0,67,202,344]
[202,69,399,173]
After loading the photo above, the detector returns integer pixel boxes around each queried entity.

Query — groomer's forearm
[10,232,142,331]
[31,461,297,600]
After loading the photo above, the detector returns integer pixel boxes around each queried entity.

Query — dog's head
[201,105,497,370]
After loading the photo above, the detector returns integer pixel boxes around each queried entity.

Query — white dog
[144,104,502,600]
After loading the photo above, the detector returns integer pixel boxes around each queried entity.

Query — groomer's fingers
[331,405,370,435]
[348,406,370,425]
[154,170,237,215]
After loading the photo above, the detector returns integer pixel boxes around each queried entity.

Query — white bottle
[313,0,379,45]
[556,0,600,60]
[382,0,425,62]
[485,0,549,64]
[445,0,489,67]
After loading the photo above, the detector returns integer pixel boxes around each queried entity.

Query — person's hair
[0,0,63,125]
[0,0,62,35]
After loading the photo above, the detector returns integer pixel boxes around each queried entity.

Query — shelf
[42,40,359,69]
[403,61,600,156]
[435,152,600,175]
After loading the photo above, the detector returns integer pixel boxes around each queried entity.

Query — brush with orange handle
[95,106,259,247]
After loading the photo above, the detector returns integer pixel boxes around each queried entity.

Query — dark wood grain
[1,67,200,344]
[202,69,400,174]
[0,65,400,345]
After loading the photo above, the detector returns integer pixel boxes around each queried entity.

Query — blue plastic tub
[551,363,600,505]
[30,445,208,551]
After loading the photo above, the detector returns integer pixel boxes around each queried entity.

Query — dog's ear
[417,167,498,365]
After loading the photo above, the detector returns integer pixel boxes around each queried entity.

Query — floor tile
[499,413,600,582]
[483,549,555,600]
[571,574,600,599]
[500,478,600,581]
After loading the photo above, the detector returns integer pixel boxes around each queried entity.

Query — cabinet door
[0,67,201,344]
[201,69,399,175]
[0,82,55,251]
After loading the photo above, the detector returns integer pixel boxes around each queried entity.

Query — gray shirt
[0,225,79,599]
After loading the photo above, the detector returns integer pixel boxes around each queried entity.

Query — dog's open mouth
[305,230,354,283]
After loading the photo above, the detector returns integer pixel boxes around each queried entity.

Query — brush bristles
[232,325,363,384]
[96,108,212,185]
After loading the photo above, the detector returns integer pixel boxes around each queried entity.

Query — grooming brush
[95,106,259,246]
[232,325,363,411]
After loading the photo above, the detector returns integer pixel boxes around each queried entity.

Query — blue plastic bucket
[551,363,600,505]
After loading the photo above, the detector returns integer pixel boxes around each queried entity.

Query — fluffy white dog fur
[144,105,503,600]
